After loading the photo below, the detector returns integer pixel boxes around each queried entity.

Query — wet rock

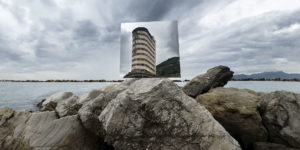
[259,91,300,148]
[183,65,234,98]
[196,87,268,149]
[93,78,241,150]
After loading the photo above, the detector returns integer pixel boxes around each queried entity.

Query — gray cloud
[0,0,300,79]
[74,20,100,40]
[177,8,300,78]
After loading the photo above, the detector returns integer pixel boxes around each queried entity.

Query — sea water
[1,81,300,110]
[0,82,113,110]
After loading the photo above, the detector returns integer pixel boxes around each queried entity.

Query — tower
[131,27,156,76]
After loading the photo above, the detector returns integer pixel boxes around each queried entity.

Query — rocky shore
[1,66,299,150]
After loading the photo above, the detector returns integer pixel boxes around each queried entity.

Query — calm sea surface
[1,81,300,110]
[225,81,300,93]
[0,82,113,111]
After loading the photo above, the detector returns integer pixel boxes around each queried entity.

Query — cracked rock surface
[0,108,100,150]
[1,78,241,150]
[258,91,300,148]
[2,65,300,150]
[41,92,81,117]
[196,87,268,149]
[80,78,241,150]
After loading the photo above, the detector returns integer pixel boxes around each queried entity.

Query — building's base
[124,72,156,78]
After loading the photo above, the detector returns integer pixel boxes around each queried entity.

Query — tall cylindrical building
[131,27,156,76]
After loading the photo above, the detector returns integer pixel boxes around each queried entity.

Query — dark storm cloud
[40,15,74,32]
[74,20,100,40]
[125,0,200,21]
[0,0,300,79]
[181,9,300,77]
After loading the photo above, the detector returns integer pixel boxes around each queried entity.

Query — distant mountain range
[233,71,300,79]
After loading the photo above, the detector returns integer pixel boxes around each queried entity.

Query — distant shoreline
[231,78,300,82]
[0,79,300,82]
[0,80,124,83]
[0,79,186,83]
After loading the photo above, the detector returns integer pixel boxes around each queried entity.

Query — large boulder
[253,142,300,150]
[79,78,241,150]
[258,91,300,148]
[41,92,81,117]
[0,109,32,150]
[78,79,138,137]
[0,108,101,150]
[41,92,74,111]
[183,65,234,98]
[196,88,268,149]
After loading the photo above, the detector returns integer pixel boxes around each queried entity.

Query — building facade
[131,27,156,76]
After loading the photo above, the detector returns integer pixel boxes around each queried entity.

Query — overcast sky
[0,0,300,80]
[120,21,179,75]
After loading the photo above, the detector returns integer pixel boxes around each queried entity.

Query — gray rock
[78,80,136,136]
[0,107,14,126]
[0,108,100,150]
[36,99,45,110]
[92,78,241,150]
[253,142,300,150]
[41,92,73,111]
[78,89,103,105]
[55,96,82,117]
[183,65,234,98]
[41,92,81,117]
[0,109,32,150]
[196,87,268,149]
[258,91,300,148]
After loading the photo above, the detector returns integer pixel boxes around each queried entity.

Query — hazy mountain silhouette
[233,71,300,79]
